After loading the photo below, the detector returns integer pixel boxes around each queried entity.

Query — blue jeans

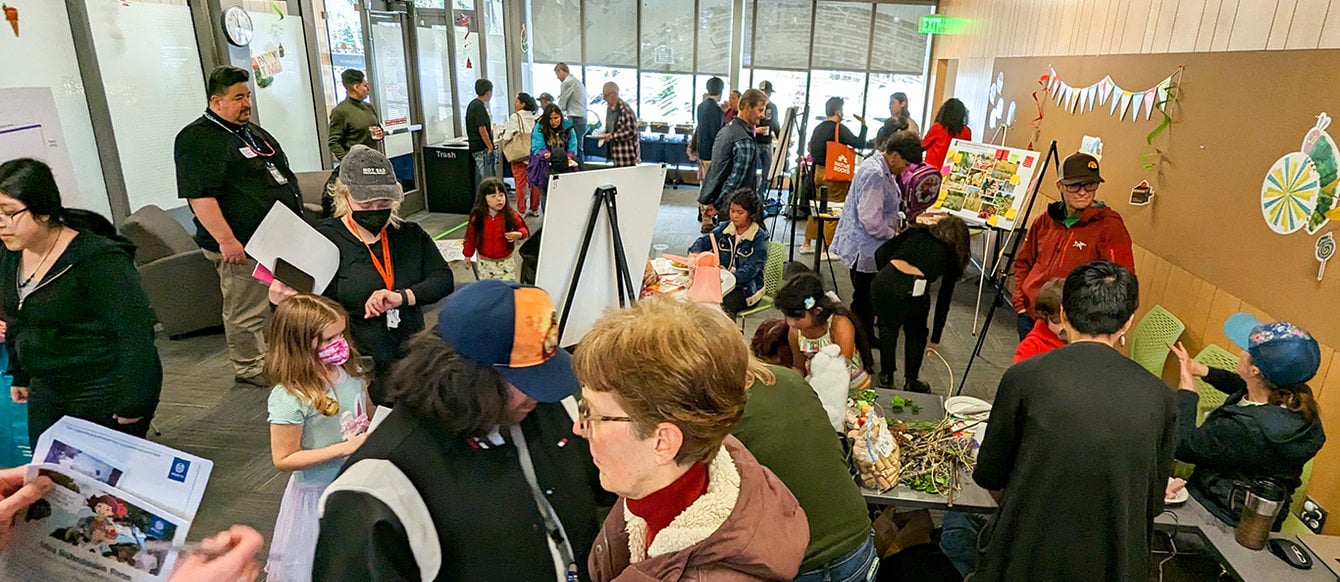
[1016,312,1035,341]
[939,510,987,578]
[472,150,496,191]
[793,533,879,582]
[758,144,773,194]
[571,118,587,169]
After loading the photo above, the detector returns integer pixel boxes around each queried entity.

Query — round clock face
[223,6,254,47]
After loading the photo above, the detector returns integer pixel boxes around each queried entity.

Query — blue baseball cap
[1224,313,1321,386]
[437,280,578,403]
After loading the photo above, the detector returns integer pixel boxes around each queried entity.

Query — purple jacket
[830,154,901,273]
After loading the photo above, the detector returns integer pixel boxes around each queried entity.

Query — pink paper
[253,263,275,285]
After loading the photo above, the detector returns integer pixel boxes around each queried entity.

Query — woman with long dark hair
[531,103,579,177]
[0,159,161,444]
[500,92,541,216]
[869,212,970,392]
[1169,314,1326,530]
[922,98,971,169]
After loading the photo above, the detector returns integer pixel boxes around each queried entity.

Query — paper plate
[1261,152,1321,235]
[1166,478,1190,505]
[945,396,991,418]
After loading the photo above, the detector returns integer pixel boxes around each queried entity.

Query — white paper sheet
[244,202,340,294]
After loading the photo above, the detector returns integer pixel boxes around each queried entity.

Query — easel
[764,107,799,237]
[955,140,1060,396]
[557,185,636,339]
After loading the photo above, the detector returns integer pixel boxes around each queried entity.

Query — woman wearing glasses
[0,159,161,444]
[315,280,608,582]
[1011,152,1135,340]
[573,297,809,581]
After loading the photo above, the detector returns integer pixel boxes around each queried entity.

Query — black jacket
[1,231,161,419]
[315,403,612,581]
[1176,368,1325,530]
[317,218,453,403]
[973,343,1177,582]
[696,98,724,160]
[698,118,758,209]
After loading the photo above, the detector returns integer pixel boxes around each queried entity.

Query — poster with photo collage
[933,139,1040,231]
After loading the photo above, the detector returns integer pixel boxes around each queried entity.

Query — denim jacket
[690,221,770,304]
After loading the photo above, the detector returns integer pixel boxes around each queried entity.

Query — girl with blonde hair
[264,294,372,581]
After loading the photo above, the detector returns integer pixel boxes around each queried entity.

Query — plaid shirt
[605,101,641,167]
[723,133,759,195]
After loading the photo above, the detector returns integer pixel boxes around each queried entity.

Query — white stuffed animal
[807,344,850,433]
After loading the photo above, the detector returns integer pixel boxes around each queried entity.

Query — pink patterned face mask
[317,337,350,367]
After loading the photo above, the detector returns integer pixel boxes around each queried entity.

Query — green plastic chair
[736,241,787,328]
[1282,460,1316,536]
[1192,344,1240,424]
[1127,305,1186,377]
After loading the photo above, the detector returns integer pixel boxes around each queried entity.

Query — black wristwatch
[398,289,410,306]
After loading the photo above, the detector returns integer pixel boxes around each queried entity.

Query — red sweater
[462,210,528,260]
[1014,320,1067,363]
[625,462,709,550]
[922,122,972,169]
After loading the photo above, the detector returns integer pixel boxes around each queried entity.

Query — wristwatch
[397,289,410,306]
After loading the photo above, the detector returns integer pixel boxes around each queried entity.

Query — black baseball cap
[1059,152,1104,186]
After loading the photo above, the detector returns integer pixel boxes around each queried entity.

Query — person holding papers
[0,159,162,445]
[272,146,455,405]
[265,295,372,582]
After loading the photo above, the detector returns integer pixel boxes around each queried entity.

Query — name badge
[265,162,289,185]
[386,308,400,329]
[239,147,257,159]
[912,279,928,297]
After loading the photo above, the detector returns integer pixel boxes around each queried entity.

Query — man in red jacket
[1012,152,1134,340]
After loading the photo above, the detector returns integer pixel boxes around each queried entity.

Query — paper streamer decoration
[1261,152,1321,235]
[1042,67,1181,121]
[1317,232,1335,281]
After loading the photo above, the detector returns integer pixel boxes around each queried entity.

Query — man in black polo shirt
[466,78,495,191]
[173,66,303,387]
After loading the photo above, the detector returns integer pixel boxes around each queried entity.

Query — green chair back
[1192,344,1240,423]
[735,241,788,324]
[1128,305,1186,377]
[1282,460,1316,535]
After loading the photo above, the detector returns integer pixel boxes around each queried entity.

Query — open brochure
[0,417,213,581]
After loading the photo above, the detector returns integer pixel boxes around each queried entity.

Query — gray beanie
[338,145,403,202]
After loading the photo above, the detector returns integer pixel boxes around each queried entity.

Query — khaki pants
[204,251,269,378]
[806,165,851,245]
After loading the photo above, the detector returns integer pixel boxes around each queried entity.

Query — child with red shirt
[1014,278,1066,363]
[462,177,528,281]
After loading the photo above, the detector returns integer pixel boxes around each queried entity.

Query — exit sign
[919,15,964,35]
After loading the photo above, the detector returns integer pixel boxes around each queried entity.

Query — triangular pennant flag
[1068,87,1080,113]
[1109,87,1122,116]
[1087,86,1097,112]
[1131,92,1145,122]
[1118,91,1133,120]
[1048,67,1059,93]
[1144,88,1157,120]
[1097,77,1110,105]
[1156,77,1171,110]
[1056,82,1067,106]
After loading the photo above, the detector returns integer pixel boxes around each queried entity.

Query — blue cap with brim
[1223,312,1321,386]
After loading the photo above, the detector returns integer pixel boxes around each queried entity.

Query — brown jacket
[589,436,810,581]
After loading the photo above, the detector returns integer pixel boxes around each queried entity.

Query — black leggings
[848,268,878,372]
[872,276,932,383]
[27,377,154,447]
[722,288,748,317]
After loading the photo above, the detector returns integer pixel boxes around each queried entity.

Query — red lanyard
[345,216,394,290]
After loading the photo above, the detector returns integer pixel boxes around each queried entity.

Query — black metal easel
[557,184,636,339]
[955,140,1060,396]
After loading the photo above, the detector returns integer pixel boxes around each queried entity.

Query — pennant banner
[1041,67,1181,121]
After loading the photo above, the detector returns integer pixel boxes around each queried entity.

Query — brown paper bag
[871,508,934,559]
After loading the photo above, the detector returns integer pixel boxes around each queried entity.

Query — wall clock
[223,6,254,47]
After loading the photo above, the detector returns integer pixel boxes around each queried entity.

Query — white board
[244,203,340,294]
[0,88,83,210]
[766,106,798,183]
[535,164,667,347]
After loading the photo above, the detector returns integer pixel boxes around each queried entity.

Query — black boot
[906,378,931,394]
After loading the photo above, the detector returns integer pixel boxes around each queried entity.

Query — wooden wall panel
[1169,0,1207,52]
[1268,0,1300,49]
[1321,2,1340,47]
[1209,0,1239,50]
[1227,0,1278,50]
[1284,0,1329,48]
[1194,0,1223,50]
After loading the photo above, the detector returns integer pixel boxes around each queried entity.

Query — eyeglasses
[576,399,633,434]
[1062,182,1101,194]
[0,208,30,224]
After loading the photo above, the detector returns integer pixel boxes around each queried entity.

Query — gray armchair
[120,205,223,338]
[294,171,332,224]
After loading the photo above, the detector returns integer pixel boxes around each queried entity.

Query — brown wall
[985,49,1340,532]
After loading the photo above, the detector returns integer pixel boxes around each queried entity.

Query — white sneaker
[799,244,815,254]
[820,251,835,261]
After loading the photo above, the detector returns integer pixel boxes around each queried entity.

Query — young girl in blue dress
[265,294,372,581]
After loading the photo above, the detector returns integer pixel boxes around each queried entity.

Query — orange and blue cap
[437,279,577,403]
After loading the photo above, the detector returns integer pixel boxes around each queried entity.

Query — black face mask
[351,208,393,233]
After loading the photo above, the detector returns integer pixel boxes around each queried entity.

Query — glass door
[362,4,423,193]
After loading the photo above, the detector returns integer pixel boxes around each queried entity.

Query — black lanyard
[204,111,277,158]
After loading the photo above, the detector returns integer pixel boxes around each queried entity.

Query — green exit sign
[919,15,964,35]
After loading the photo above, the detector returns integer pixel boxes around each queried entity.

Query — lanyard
[204,111,277,158]
[345,216,394,290]
[510,425,579,582]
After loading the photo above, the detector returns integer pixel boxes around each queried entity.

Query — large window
[521,1,935,149]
